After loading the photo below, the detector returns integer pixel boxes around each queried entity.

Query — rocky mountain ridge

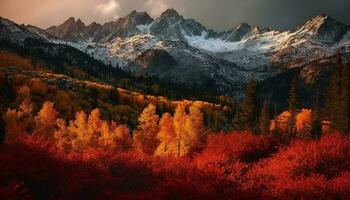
[1,9,350,96]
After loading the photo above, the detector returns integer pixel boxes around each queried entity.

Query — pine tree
[259,99,270,135]
[325,56,343,132]
[233,77,259,133]
[339,61,350,134]
[311,90,322,139]
[287,78,298,138]
[133,104,160,154]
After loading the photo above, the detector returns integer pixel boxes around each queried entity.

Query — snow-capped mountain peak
[296,14,349,43]
[46,17,86,42]
[4,9,350,95]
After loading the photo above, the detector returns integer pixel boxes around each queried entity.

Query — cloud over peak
[95,0,121,20]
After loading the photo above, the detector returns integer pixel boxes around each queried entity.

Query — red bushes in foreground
[1,133,350,199]
[245,134,350,199]
[195,132,279,177]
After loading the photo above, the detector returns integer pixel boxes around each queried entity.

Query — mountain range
[1,9,350,96]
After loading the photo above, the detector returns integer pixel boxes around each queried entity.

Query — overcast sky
[1,0,349,31]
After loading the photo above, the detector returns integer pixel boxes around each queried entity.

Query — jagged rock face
[108,11,154,39]
[150,9,208,41]
[132,49,176,69]
[2,10,350,96]
[221,23,269,42]
[297,15,349,43]
[93,21,119,43]
[47,17,86,42]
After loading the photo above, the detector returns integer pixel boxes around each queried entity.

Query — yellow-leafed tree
[113,124,132,152]
[133,104,160,154]
[155,113,176,156]
[87,108,103,147]
[34,101,58,138]
[4,86,33,142]
[68,111,88,150]
[173,102,188,157]
[183,105,207,155]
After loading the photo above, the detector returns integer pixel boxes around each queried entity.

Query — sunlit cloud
[95,0,121,19]
[145,0,170,16]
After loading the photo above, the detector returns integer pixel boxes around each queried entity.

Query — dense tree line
[0,39,229,103]
[233,53,350,139]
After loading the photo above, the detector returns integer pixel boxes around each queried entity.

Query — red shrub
[246,134,350,199]
[195,132,279,175]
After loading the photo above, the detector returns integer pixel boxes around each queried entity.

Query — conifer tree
[325,55,343,132]
[259,99,270,135]
[232,77,259,133]
[339,61,350,134]
[287,78,298,138]
[311,90,322,139]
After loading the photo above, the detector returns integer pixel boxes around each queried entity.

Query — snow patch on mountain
[184,32,243,52]
[137,23,153,33]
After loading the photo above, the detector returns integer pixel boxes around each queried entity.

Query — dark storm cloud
[0,0,349,31]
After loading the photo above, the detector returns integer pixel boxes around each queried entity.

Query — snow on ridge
[184,32,245,52]
[137,23,153,34]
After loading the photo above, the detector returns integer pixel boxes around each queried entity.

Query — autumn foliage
[1,95,350,199]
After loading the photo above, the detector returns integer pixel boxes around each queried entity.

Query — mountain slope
[2,10,350,97]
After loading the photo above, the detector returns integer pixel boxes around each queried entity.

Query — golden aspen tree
[87,108,103,147]
[113,124,132,152]
[68,111,88,150]
[54,118,71,152]
[173,102,188,157]
[4,87,33,142]
[295,109,312,138]
[154,113,176,156]
[99,121,112,149]
[133,104,160,154]
[186,105,207,153]
[34,101,58,138]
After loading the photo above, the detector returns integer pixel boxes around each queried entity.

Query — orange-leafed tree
[173,102,188,157]
[33,101,58,138]
[270,111,292,135]
[54,118,71,152]
[99,121,112,149]
[3,86,33,142]
[184,105,207,154]
[133,104,160,154]
[155,113,176,156]
[87,108,103,147]
[68,111,88,150]
[113,124,132,152]
[295,109,312,138]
